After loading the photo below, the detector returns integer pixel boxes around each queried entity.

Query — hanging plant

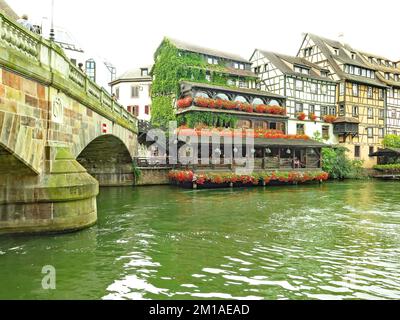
[323,115,337,123]
[309,113,318,121]
[297,112,306,121]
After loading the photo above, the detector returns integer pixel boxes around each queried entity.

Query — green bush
[383,134,400,148]
[322,147,365,179]
[373,164,400,173]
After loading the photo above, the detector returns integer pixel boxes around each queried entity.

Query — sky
[7,0,400,76]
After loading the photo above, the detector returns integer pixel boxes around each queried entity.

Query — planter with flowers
[309,113,318,122]
[297,112,306,121]
[323,115,337,123]
[168,170,329,189]
[177,97,193,109]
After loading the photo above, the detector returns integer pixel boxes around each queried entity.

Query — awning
[253,138,330,148]
[370,147,400,157]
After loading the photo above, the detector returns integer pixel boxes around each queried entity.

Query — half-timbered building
[357,52,400,136]
[250,50,338,145]
[297,34,387,167]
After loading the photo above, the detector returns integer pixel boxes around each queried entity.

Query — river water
[1,180,400,300]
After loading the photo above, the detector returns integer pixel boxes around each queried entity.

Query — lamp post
[49,0,55,41]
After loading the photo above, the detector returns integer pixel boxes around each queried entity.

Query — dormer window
[207,57,219,65]
[141,68,149,76]
[234,62,245,70]
[385,72,391,80]
[368,57,373,63]
[333,47,339,55]
[321,70,329,77]
[294,66,309,75]
[351,52,356,60]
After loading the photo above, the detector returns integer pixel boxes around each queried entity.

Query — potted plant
[297,112,306,121]
[309,113,318,121]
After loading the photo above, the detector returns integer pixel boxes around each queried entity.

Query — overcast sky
[8,0,400,76]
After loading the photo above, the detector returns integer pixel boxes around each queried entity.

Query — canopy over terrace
[369,147,400,165]
[176,131,330,171]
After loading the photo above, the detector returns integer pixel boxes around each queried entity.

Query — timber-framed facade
[297,33,387,167]
[250,50,338,145]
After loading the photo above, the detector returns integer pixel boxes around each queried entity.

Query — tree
[383,134,400,149]
[322,146,363,179]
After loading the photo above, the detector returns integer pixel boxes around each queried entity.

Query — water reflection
[1,181,400,300]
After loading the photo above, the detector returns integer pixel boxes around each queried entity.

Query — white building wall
[287,120,338,145]
[112,81,152,121]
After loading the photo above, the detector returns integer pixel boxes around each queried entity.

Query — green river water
[1,180,400,300]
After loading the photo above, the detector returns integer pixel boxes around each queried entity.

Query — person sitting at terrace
[293,157,301,169]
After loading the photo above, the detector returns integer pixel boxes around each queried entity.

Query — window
[239,64,245,70]
[85,59,96,81]
[351,52,356,60]
[355,146,361,158]
[237,119,252,129]
[322,125,330,140]
[367,108,373,119]
[132,105,139,117]
[216,93,229,100]
[320,84,327,95]
[296,124,305,135]
[294,66,309,74]
[379,89,384,100]
[367,87,373,98]
[379,109,384,119]
[392,110,397,119]
[234,62,239,69]
[115,87,120,99]
[252,98,264,106]
[385,73,390,80]
[304,47,313,57]
[379,128,384,138]
[321,106,328,117]
[234,95,247,103]
[352,105,359,117]
[264,64,268,72]
[309,105,315,114]
[333,48,339,55]
[321,70,329,77]
[131,86,139,98]
[310,83,317,94]
[195,91,209,98]
[207,57,213,64]
[145,105,150,115]
[367,127,374,138]
[339,82,345,95]
[329,106,337,116]
[295,103,304,113]
[205,73,211,82]
[369,146,374,156]
[238,80,247,88]
[254,121,268,130]
[352,83,359,96]
[339,104,345,116]
[295,79,303,91]
[227,79,235,86]
[141,68,149,76]
[268,99,280,106]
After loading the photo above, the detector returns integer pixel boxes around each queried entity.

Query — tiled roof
[110,66,153,84]
[167,37,250,64]
[257,50,336,82]
[306,33,387,88]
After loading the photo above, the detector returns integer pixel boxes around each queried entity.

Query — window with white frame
[367,87,373,98]
[367,127,373,138]
[295,79,303,91]
[131,86,139,98]
[367,108,373,119]
[352,83,359,96]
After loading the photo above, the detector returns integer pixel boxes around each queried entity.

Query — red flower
[177,97,193,109]
[323,115,337,123]
[309,113,318,121]
[297,112,306,121]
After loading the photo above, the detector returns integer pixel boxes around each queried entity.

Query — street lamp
[49,0,55,41]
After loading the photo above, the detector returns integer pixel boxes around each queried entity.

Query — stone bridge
[0,13,138,234]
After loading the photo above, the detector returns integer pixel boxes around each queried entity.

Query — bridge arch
[76,134,134,186]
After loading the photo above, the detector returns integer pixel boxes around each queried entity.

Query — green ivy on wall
[151,38,254,129]
[177,112,238,128]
